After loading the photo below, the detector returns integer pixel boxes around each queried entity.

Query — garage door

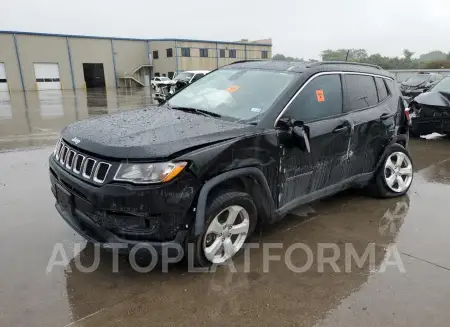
[34,63,61,90]
[0,63,8,92]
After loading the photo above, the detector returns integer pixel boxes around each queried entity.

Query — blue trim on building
[110,39,118,88]
[216,42,219,68]
[175,40,179,74]
[12,34,25,91]
[66,37,76,90]
[0,30,272,47]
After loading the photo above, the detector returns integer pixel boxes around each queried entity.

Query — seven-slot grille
[54,139,111,184]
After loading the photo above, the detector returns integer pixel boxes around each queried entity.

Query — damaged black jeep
[49,61,412,266]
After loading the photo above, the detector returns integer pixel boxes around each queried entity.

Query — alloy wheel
[203,205,250,264]
[384,152,413,193]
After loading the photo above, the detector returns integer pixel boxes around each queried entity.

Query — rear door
[277,73,353,207]
[343,73,396,176]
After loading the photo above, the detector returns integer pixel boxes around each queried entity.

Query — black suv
[49,61,412,266]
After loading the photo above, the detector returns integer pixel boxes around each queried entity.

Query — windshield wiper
[170,106,221,118]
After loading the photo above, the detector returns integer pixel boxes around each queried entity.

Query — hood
[401,80,427,88]
[413,91,450,108]
[62,107,257,159]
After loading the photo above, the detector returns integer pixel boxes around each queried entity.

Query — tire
[191,190,257,267]
[368,144,414,198]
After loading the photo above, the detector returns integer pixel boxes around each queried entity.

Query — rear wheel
[369,144,413,198]
[192,190,257,267]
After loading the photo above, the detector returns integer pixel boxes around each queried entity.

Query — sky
[2,0,450,60]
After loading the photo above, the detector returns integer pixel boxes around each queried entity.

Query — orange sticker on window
[226,85,240,93]
[316,89,325,102]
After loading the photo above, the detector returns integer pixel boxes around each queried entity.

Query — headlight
[114,161,187,184]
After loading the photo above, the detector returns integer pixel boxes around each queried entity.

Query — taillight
[405,107,411,121]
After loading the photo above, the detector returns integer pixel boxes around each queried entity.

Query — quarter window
[375,77,389,102]
[344,74,378,112]
[284,74,343,122]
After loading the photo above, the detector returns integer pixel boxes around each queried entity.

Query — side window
[284,74,343,122]
[344,74,378,112]
[375,77,389,102]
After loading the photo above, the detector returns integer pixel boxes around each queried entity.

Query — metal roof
[0,30,272,47]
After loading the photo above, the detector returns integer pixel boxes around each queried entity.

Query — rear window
[344,74,378,111]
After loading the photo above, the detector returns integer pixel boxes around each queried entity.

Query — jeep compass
[49,60,412,266]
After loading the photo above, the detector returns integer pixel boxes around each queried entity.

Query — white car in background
[151,76,172,91]
[169,70,210,94]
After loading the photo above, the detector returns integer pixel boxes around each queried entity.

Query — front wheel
[368,144,414,198]
[192,190,257,267]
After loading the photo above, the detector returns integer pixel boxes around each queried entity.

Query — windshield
[174,72,194,81]
[429,76,450,92]
[160,77,170,81]
[404,74,430,85]
[168,69,296,122]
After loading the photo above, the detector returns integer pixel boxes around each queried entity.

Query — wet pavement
[1,89,450,326]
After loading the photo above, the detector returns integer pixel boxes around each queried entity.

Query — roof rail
[225,60,265,67]
[307,61,382,70]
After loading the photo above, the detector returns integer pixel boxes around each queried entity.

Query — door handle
[380,113,392,120]
[333,125,349,133]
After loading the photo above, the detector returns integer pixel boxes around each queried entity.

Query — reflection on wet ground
[1,92,450,326]
[0,88,154,151]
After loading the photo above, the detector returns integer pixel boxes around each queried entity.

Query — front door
[277,73,352,207]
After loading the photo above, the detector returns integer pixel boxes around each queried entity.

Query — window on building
[152,50,159,59]
[168,72,175,79]
[181,48,190,57]
[154,72,160,77]
[200,48,209,58]
[284,74,343,122]
[343,74,378,112]
[229,49,237,58]
[375,77,389,102]
[261,51,268,59]
[166,48,173,57]
[219,49,226,58]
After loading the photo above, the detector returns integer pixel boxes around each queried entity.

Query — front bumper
[49,156,201,251]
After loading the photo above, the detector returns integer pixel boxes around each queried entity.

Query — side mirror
[292,124,311,153]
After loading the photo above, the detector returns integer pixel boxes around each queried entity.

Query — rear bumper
[411,117,450,135]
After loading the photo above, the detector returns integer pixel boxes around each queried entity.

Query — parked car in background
[400,72,443,102]
[154,70,209,103]
[169,70,210,94]
[151,76,172,91]
[49,61,412,266]
[408,75,450,136]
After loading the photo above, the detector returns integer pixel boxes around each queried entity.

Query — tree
[272,53,304,61]
[403,49,415,62]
